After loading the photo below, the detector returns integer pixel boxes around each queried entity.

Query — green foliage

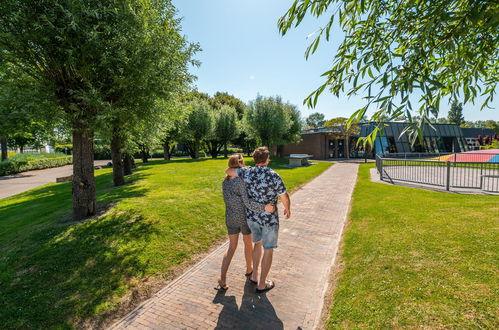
[180,99,213,158]
[305,112,326,128]
[278,0,499,144]
[328,164,498,328]
[0,65,60,152]
[0,156,72,176]
[447,101,465,126]
[55,144,73,155]
[205,105,239,158]
[463,119,499,133]
[245,95,302,147]
[281,103,303,144]
[210,92,247,120]
[0,158,331,327]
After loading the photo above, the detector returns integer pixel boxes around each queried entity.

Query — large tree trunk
[223,143,228,158]
[276,145,284,158]
[168,144,175,160]
[124,153,133,175]
[140,146,149,162]
[72,120,96,220]
[111,130,125,186]
[1,137,7,161]
[163,140,171,161]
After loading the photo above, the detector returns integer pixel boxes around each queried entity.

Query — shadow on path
[213,280,283,330]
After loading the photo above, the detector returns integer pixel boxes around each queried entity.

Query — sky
[173,0,498,121]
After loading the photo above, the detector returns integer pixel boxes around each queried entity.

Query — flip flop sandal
[255,280,275,294]
[248,278,258,285]
[244,271,253,277]
[214,283,228,291]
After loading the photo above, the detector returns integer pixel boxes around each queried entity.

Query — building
[280,122,470,159]
[460,127,497,150]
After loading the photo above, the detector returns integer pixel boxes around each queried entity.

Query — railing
[376,155,499,193]
[381,152,499,163]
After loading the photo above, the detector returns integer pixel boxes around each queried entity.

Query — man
[226,146,291,293]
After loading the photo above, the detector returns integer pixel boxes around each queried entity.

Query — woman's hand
[264,204,275,213]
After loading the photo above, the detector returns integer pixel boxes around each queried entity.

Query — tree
[448,101,465,126]
[246,95,302,153]
[278,0,498,146]
[246,95,290,147]
[181,100,213,158]
[218,106,239,158]
[325,117,360,159]
[210,92,247,120]
[0,1,197,218]
[0,65,59,160]
[278,103,303,156]
[205,105,239,158]
[305,112,325,128]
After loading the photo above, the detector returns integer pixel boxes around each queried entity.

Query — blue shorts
[247,221,279,250]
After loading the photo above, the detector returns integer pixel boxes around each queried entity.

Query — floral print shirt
[237,166,287,226]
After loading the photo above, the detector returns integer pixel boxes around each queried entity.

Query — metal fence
[376,155,499,193]
[381,152,499,163]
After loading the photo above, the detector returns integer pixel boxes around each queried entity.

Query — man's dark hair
[253,146,270,164]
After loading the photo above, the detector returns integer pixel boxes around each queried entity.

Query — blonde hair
[228,154,244,168]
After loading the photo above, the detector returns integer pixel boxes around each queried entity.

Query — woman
[216,154,274,290]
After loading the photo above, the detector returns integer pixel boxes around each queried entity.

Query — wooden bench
[289,154,313,167]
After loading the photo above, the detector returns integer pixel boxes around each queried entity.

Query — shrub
[94,144,112,160]
[55,144,73,155]
[0,156,72,176]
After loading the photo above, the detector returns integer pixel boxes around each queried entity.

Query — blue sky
[173,0,498,121]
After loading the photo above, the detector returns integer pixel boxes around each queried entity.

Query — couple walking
[217,147,291,294]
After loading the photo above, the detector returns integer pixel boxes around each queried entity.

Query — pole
[445,161,450,191]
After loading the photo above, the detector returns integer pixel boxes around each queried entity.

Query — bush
[480,140,499,150]
[9,152,68,162]
[0,156,72,176]
[94,144,112,160]
[55,144,73,155]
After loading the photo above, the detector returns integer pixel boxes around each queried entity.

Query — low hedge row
[0,156,73,176]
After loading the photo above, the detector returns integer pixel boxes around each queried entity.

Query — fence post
[379,156,383,180]
[446,161,450,191]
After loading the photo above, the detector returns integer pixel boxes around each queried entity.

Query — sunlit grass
[328,164,498,328]
[0,157,331,328]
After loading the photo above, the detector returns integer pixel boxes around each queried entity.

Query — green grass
[7,152,69,161]
[0,157,331,328]
[328,164,498,328]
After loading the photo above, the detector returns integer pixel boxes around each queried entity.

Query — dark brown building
[279,122,471,159]
[279,128,359,160]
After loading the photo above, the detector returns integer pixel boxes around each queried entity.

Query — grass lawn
[328,164,498,328]
[0,157,331,328]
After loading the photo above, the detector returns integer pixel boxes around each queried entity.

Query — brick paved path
[110,162,359,330]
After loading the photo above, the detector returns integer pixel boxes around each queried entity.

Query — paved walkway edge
[109,162,359,329]
[312,168,358,329]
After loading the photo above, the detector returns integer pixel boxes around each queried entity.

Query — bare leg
[251,241,263,283]
[257,248,273,290]
[242,234,253,274]
[219,234,239,287]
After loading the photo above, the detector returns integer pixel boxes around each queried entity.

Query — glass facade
[358,122,469,157]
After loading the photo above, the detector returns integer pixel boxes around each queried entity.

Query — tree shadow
[0,173,34,180]
[0,169,151,221]
[0,168,156,328]
[0,209,158,329]
[213,280,283,329]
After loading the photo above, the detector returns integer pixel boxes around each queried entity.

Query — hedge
[0,156,73,176]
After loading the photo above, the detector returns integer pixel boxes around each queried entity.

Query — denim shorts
[247,221,279,250]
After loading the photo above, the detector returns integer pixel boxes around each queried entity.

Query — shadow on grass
[0,209,158,329]
[0,167,156,328]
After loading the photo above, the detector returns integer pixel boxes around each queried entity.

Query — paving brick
[109,162,358,330]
